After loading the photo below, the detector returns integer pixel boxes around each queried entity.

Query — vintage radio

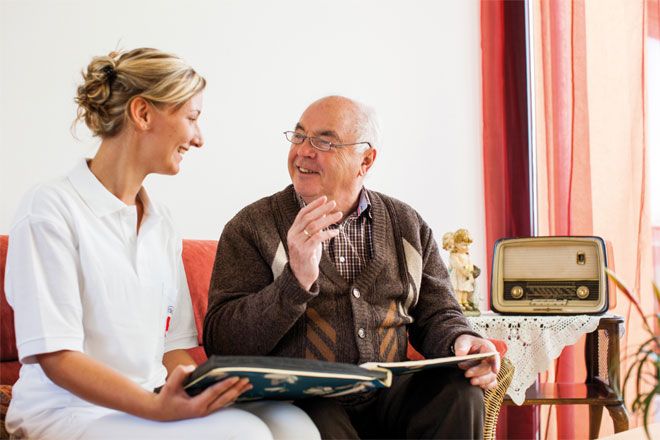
[490,236,609,315]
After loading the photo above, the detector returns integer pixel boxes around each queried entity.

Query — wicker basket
[483,357,515,440]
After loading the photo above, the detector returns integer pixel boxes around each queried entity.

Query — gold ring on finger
[303,229,311,237]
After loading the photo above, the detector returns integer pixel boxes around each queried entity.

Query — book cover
[183,352,497,401]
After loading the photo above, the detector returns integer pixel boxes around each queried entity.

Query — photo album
[183,352,497,401]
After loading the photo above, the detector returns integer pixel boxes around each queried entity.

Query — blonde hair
[441,232,455,251]
[442,228,473,251]
[74,48,206,137]
[453,228,473,245]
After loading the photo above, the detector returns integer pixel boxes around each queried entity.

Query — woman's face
[143,92,204,175]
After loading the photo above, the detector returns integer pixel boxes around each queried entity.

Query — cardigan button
[352,288,361,299]
[358,328,366,339]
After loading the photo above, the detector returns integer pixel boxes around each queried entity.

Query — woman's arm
[38,350,251,421]
[163,349,196,377]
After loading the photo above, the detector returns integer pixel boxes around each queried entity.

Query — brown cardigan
[204,185,478,364]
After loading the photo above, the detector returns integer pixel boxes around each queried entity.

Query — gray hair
[354,102,382,152]
[306,95,382,152]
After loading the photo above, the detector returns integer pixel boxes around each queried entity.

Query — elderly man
[204,96,499,439]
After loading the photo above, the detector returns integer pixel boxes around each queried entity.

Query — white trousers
[77,401,320,440]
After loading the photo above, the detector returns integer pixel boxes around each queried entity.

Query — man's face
[287,99,371,207]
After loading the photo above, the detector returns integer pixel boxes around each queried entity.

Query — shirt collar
[67,159,160,219]
[356,189,372,219]
[294,187,372,220]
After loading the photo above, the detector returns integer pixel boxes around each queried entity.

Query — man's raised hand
[287,196,342,290]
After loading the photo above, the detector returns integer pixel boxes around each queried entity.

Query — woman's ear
[128,97,151,131]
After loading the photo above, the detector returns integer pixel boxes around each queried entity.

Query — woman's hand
[150,364,252,421]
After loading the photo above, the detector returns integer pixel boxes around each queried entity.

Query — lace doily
[467,313,604,405]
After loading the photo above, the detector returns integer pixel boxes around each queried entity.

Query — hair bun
[74,48,206,138]
[74,55,119,135]
[77,56,117,109]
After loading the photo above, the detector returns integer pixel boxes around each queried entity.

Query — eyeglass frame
[283,131,372,152]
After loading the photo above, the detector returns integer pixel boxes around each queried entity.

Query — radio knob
[511,286,524,299]
[576,285,590,299]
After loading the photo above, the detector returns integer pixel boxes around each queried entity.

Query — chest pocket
[97,280,165,334]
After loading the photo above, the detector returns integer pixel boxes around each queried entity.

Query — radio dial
[576,285,590,299]
[511,286,524,299]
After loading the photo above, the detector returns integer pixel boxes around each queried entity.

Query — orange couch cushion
[0,236,17,364]
[181,239,218,345]
[1,235,508,386]
[0,362,19,386]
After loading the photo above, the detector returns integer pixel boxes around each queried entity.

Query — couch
[0,235,513,439]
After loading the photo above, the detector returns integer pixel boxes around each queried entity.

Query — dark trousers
[295,367,484,439]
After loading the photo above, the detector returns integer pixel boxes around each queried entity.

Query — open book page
[183,356,391,401]
[360,351,498,375]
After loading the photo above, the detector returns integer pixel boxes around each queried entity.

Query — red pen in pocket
[165,306,174,335]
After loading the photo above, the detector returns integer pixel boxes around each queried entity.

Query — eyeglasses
[284,131,372,152]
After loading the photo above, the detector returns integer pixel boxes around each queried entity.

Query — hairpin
[102,65,117,84]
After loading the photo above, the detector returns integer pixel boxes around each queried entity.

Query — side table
[468,314,629,439]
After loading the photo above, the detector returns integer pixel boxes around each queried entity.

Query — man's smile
[297,165,320,175]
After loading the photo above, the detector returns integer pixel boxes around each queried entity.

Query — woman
[4,48,320,440]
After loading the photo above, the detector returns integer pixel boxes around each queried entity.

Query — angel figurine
[442,228,481,316]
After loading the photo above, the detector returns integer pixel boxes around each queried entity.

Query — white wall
[0,0,487,301]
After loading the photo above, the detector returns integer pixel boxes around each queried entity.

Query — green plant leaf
[641,388,657,439]
[605,269,653,333]
[635,350,654,400]
[617,280,659,437]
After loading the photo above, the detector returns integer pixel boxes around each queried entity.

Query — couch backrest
[1,234,508,368]
[0,235,218,362]
[0,236,17,362]
[181,239,218,344]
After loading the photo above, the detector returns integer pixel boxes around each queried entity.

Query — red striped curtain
[482,0,652,438]
[480,1,535,438]
[650,0,660,39]
[533,0,651,436]
[648,0,660,401]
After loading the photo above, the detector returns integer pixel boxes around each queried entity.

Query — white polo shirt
[4,160,198,439]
